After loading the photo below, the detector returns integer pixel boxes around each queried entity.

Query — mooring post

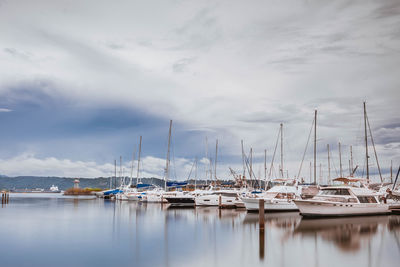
[6,192,9,204]
[259,199,265,229]
[218,194,222,209]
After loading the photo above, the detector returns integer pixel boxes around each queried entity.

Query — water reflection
[1,195,400,267]
[294,216,388,252]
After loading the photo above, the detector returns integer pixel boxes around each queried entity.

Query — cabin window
[357,196,377,203]
[320,189,350,196]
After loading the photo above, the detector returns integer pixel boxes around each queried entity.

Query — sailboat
[141,120,175,203]
[242,122,304,211]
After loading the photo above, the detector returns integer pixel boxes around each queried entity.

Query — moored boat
[294,184,389,217]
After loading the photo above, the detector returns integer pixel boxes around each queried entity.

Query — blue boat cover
[103,189,123,196]
[137,183,152,188]
[167,181,188,187]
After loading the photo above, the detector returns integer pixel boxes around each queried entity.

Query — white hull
[294,200,389,217]
[242,198,298,211]
[126,193,143,201]
[115,193,129,201]
[195,195,243,208]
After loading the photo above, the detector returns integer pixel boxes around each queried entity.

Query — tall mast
[327,144,331,183]
[241,140,246,178]
[350,145,353,177]
[391,160,393,183]
[280,123,283,178]
[364,101,369,183]
[114,159,117,188]
[250,147,253,181]
[214,139,218,182]
[205,137,209,186]
[339,142,342,177]
[309,161,312,183]
[264,149,267,184]
[120,156,122,187]
[136,135,142,184]
[195,157,198,189]
[129,147,136,186]
[165,120,172,191]
[314,109,317,184]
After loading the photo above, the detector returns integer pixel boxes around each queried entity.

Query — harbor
[1,0,399,266]
[0,193,399,267]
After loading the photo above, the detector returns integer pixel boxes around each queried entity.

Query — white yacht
[242,182,302,212]
[195,189,244,208]
[294,181,389,217]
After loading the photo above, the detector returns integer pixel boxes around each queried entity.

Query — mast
[136,136,142,184]
[350,145,353,177]
[264,149,267,188]
[250,147,253,181]
[129,147,136,186]
[114,159,117,189]
[364,101,369,183]
[366,111,383,183]
[391,160,393,183]
[280,123,284,178]
[165,120,172,191]
[309,161,312,183]
[314,109,317,184]
[195,157,198,189]
[119,156,122,187]
[339,142,342,177]
[205,137,209,186]
[214,139,218,182]
[241,140,246,178]
[327,144,331,183]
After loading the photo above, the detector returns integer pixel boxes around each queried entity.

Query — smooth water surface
[1,194,399,267]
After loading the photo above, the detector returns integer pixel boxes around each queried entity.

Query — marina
[0,1,399,266]
[0,193,399,267]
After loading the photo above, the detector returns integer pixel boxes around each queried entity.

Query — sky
[0,0,399,183]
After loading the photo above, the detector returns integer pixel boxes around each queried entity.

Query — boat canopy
[167,181,188,187]
[103,189,123,196]
[137,183,153,189]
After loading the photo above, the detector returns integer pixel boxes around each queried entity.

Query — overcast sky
[0,0,399,182]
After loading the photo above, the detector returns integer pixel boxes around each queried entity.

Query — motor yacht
[294,179,389,217]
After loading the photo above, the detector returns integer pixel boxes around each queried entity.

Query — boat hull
[195,195,243,208]
[242,198,299,212]
[293,200,390,217]
[165,196,195,207]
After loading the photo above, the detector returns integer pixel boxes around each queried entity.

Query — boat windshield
[319,189,351,196]
[357,196,377,203]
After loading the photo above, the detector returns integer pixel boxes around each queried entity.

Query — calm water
[1,193,399,267]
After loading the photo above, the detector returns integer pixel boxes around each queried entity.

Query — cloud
[0,108,11,112]
[0,0,399,181]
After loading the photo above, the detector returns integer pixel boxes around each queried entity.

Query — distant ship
[10,185,61,193]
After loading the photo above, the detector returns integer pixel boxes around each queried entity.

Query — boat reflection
[294,215,400,253]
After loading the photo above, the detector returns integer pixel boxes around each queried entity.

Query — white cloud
[0,0,399,180]
[0,108,11,112]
